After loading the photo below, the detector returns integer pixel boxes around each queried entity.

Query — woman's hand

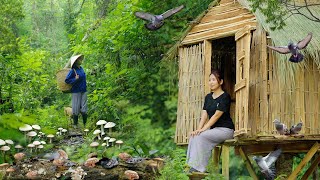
[190,128,205,137]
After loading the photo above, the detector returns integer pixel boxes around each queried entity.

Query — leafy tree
[248,0,320,30]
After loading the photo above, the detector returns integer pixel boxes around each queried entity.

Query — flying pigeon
[253,149,282,180]
[290,122,303,135]
[273,119,289,135]
[134,5,184,31]
[267,32,312,63]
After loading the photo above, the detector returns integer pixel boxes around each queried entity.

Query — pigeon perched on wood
[267,32,312,63]
[290,122,303,135]
[273,119,289,135]
[253,149,282,180]
[134,5,184,31]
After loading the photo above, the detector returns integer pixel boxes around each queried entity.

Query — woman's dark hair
[210,69,224,83]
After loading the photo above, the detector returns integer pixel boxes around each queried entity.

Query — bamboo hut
[173,0,320,179]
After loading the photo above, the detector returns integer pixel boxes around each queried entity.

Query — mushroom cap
[31,125,41,130]
[90,142,99,147]
[0,146,10,151]
[62,129,68,133]
[101,143,107,146]
[19,124,32,132]
[40,141,46,144]
[109,138,116,143]
[5,140,14,145]
[27,144,35,148]
[47,134,54,138]
[124,170,139,180]
[103,136,110,141]
[15,144,23,149]
[84,158,99,167]
[96,120,107,126]
[104,122,116,128]
[38,145,44,149]
[32,141,41,146]
[14,152,25,160]
[84,129,89,132]
[6,166,15,173]
[27,131,37,137]
[58,127,63,130]
[93,129,101,135]
[0,139,6,146]
[115,140,123,144]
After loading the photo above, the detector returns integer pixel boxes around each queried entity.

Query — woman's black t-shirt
[202,92,235,130]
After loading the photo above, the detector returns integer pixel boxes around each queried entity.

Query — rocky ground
[0,130,163,180]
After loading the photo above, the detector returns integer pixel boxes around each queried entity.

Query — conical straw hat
[70,54,84,67]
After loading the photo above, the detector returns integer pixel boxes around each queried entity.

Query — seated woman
[187,69,234,173]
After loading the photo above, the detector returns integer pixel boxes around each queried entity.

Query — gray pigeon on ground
[253,149,282,180]
[267,32,312,63]
[134,5,184,31]
[273,119,289,135]
[290,122,303,135]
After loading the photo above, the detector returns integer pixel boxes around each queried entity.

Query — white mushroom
[14,145,23,152]
[5,140,14,145]
[19,124,32,138]
[0,139,6,146]
[84,129,89,136]
[58,127,63,135]
[1,146,10,162]
[90,142,99,151]
[103,137,110,147]
[62,129,68,135]
[104,122,116,134]
[93,130,101,140]
[115,140,123,149]
[96,120,107,136]
[27,144,35,153]
[33,141,41,152]
[47,134,54,143]
[40,141,46,145]
[108,138,116,146]
[31,125,41,131]
[26,131,37,142]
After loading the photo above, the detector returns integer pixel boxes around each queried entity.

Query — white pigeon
[253,149,282,180]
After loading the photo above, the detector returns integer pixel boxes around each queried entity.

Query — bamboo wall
[246,26,320,138]
[175,43,206,144]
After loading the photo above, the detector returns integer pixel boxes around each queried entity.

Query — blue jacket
[65,66,87,93]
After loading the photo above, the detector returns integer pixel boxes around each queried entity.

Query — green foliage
[248,0,288,30]
[158,148,189,180]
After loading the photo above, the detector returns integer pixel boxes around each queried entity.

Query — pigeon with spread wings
[134,5,184,31]
[253,149,282,180]
[267,32,312,63]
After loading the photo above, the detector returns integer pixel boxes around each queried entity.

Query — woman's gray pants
[72,92,88,115]
[187,127,234,172]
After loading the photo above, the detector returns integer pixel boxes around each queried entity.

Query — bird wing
[264,149,282,167]
[297,32,312,49]
[161,5,184,19]
[267,45,291,54]
[134,12,155,21]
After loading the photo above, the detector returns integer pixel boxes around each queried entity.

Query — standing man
[65,54,88,128]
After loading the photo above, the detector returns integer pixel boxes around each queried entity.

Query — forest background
[0,0,311,179]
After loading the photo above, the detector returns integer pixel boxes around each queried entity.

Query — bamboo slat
[201,8,250,23]
[189,14,255,35]
[260,29,269,134]
[182,21,257,45]
[204,40,212,93]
